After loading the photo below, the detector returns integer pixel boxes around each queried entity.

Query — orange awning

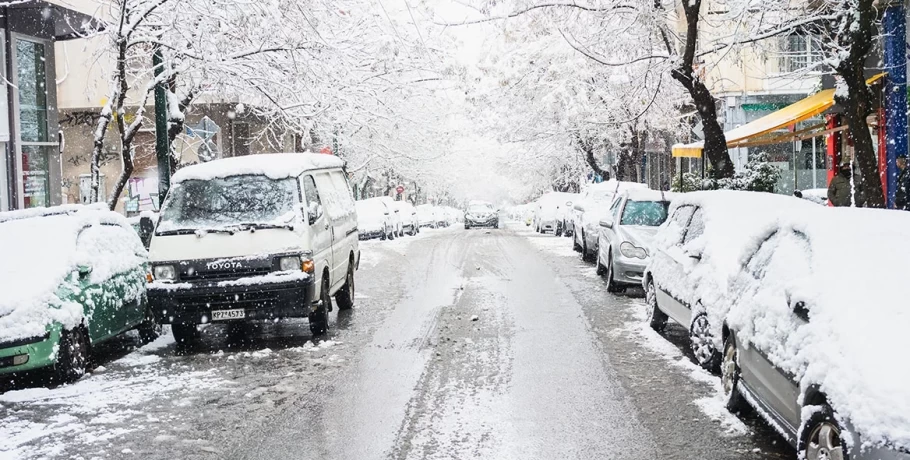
[672,73,887,158]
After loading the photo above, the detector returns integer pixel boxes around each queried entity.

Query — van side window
[329,172,354,208]
[302,175,322,220]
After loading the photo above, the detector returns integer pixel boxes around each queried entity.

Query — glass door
[15,37,55,208]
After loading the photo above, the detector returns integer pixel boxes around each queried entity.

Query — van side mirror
[306,202,323,225]
[599,218,614,229]
[77,264,93,279]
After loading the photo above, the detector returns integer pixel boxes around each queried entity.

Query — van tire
[172,323,199,345]
[335,262,356,311]
[310,276,330,335]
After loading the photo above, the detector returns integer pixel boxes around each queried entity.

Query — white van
[144,153,359,341]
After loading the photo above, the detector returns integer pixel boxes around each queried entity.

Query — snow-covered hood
[616,225,658,251]
[149,229,305,262]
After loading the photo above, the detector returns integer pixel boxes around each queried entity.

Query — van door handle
[324,223,329,230]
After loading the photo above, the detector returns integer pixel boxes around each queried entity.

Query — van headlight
[279,256,301,272]
[153,265,176,281]
[620,242,648,259]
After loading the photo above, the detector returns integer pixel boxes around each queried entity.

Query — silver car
[595,190,672,293]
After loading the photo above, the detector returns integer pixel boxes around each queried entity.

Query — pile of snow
[0,205,146,342]
[171,152,344,183]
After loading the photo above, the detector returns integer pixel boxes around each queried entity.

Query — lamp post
[227,108,236,157]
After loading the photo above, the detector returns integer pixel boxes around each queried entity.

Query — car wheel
[172,323,200,345]
[137,306,162,345]
[645,278,668,332]
[800,405,847,460]
[309,276,331,335]
[573,233,582,252]
[721,333,749,413]
[55,325,90,383]
[335,261,356,311]
[690,313,721,373]
[605,252,623,293]
[595,253,606,276]
[380,229,387,241]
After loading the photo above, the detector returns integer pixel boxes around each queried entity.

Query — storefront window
[21,145,51,208]
[17,38,52,208]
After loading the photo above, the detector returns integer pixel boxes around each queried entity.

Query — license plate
[211,309,245,321]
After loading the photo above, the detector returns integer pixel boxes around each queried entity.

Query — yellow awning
[672,73,887,158]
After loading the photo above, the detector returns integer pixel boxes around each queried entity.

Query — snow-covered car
[643,191,818,372]
[716,207,910,460]
[533,192,577,235]
[377,196,403,237]
[795,188,829,206]
[390,200,419,236]
[0,205,158,383]
[573,180,648,261]
[596,189,673,292]
[416,204,438,228]
[356,199,394,240]
[146,153,359,339]
[464,202,498,229]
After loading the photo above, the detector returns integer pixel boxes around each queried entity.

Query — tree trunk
[575,133,609,180]
[107,144,134,211]
[90,105,113,203]
[667,0,735,180]
[833,0,883,207]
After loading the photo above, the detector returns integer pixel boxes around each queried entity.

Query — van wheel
[335,262,356,311]
[172,323,199,345]
[310,277,331,335]
[137,309,162,345]
[55,325,90,383]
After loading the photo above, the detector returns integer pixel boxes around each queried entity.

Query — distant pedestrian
[827,163,854,207]
[894,156,910,210]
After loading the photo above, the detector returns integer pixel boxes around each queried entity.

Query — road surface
[1,224,794,459]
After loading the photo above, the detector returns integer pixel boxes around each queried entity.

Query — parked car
[595,189,673,292]
[533,192,577,235]
[719,207,910,460]
[145,153,359,339]
[356,199,394,240]
[0,205,158,383]
[390,200,419,236]
[464,202,498,229]
[573,180,648,261]
[643,191,817,371]
[377,197,403,237]
[416,204,438,228]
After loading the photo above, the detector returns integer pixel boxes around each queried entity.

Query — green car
[0,205,159,384]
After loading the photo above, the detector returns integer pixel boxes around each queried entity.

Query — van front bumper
[148,274,316,325]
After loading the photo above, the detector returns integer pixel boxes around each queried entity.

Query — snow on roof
[0,205,141,342]
[172,153,345,183]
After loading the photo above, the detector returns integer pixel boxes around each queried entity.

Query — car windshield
[157,176,299,232]
[620,200,670,226]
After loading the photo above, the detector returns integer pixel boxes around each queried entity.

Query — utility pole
[153,46,171,208]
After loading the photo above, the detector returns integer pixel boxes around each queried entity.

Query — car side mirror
[685,248,703,260]
[792,300,810,322]
[138,216,155,248]
[573,204,584,211]
[599,218,614,229]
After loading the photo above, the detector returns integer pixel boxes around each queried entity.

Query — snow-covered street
[2,224,793,459]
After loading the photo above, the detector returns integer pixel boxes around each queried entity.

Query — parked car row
[416,204,461,229]
[1,154,360,385]
[539,183,910,460]
[356,197,419,240]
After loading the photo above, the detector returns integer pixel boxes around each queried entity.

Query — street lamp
[226,108,236,157]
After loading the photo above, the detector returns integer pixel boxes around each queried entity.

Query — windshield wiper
[156,228,237,236]
[228,222,295,232]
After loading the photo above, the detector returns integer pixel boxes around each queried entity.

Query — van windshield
[157,175,299,233]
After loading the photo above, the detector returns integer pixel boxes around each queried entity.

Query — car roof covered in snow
[621,189,674,202]
[172,153,345,183]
